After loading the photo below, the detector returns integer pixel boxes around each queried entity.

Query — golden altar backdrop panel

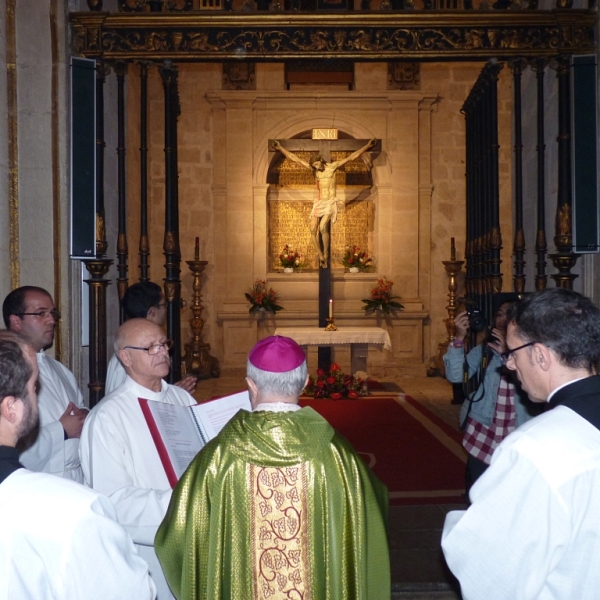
[268,198,373,271]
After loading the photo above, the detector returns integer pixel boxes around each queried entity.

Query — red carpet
[300,396,467,505]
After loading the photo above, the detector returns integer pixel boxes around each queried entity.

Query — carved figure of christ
[270,137,377,269]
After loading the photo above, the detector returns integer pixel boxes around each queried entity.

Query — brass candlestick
[325,317,337,331]
[427,258,465,377]
[442,259,465,344]
[183,256,220,380]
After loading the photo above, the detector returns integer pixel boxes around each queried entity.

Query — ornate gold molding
[70,11,596,61]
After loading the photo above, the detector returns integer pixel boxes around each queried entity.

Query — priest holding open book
[80,319,196,600]
[155,335,390,600]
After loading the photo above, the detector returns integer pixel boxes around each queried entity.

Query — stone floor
[193,371,466,600]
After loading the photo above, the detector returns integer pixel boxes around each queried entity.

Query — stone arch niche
[209,90,436,376]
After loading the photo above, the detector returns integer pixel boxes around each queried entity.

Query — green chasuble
[155,406,390,600]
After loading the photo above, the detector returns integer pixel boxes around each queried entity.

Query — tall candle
[329,299,333,318]
[450,237,456,261]
[195,237,200,260]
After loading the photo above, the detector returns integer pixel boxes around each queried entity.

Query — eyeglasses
[123,340,173,355]
[501,341,536,365]
[16,310,61,320]
[155,303,167,309]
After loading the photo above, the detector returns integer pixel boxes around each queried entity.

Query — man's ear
[245,377,258,404]
[0,396,19,424]
[118,348,133,369]
[147,306,157,320]
[8,314,22,333]
[535,344,553,372]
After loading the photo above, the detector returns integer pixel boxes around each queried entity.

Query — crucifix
[269,130,381,370]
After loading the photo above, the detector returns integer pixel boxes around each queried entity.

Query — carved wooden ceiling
[70,10,595,61]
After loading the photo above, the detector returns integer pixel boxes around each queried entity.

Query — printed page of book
[139,399,204,485]
[190,390,251,443]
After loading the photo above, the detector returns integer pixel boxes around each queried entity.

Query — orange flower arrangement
[245,280,283,314]
[362,277,404,314]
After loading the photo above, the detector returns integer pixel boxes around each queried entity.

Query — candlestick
[329,299,333,318]
[450,237,456,261]
[194,237,200,260]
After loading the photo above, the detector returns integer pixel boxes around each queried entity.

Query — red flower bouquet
[303,363,367,399]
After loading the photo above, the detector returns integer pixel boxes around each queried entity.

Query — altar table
[274,326,392,374]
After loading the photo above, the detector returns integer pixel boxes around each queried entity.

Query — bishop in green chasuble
[155,336,390,600]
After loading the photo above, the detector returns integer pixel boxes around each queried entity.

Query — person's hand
[453,311,469,341]
[368,138,377,149]
[272,140,281,151]
[175,375,197,394]
[488,328,507,354]
[59,402,87,439]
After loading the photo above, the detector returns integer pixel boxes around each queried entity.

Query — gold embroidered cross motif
[251,464,310,600]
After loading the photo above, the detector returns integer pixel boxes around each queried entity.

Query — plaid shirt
[463,373,516,465]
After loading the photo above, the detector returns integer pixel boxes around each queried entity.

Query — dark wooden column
[461,62,503,325]
[549,55,580,289]
[160,61,182,383]
[533,58,548,290]
[511,58,526,294]
[139,61,150,282]
[115,61,129,322]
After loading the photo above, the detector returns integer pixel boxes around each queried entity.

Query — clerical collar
[253,402,302,413]
[0,446,23,485]
[548,375,600,433]
[547,377,588,403]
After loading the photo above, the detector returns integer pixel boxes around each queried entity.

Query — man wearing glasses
[442,288,600,600]
[80,317,196,600]
[2,286,87,482]
[105,281,196,395]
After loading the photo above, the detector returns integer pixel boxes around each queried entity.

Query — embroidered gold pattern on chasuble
[251,463,311,600]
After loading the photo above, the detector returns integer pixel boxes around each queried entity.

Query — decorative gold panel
[269,195,372,271]
[70,12,596,61]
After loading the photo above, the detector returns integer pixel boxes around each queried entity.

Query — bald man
[80,319,196,600]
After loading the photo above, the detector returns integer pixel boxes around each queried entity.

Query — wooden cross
[269,133,381,370]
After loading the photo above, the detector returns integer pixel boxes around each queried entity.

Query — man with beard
[81,318,196,600]
[442,289,600,599]
[3,286,87,481]
[0,331,156,599]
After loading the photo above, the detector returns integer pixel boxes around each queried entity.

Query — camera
[458,297,488,333]
[467,307,487,333]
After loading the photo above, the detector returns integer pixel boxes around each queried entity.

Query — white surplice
[80,376,195,600]
[19,351,85,482]
[0,467,156,600]
[442,405,600,600]
[105,352,127,395]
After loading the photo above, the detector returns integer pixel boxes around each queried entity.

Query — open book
[139,391,251,488]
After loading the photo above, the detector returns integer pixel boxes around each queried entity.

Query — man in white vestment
[81,318,196,600]
[0,330,156,600]
[3,286,87,482]
[442,288,600,600]
[105,281,196,394]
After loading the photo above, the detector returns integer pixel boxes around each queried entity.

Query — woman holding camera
[444,299,538,499]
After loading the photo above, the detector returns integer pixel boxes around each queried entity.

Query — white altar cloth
[274,327,392,351]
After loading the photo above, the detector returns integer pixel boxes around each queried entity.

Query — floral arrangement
[303,363,367,400]
[341,245,372,270]
[245,280,283,314]
[362,277,404,314]
[279,245,303,269]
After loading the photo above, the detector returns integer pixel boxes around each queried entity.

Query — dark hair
[2,286,52,328]
[0,331,33,402]
[508,288,600,370]
[122,282,163,319]
[309,154,324,167]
